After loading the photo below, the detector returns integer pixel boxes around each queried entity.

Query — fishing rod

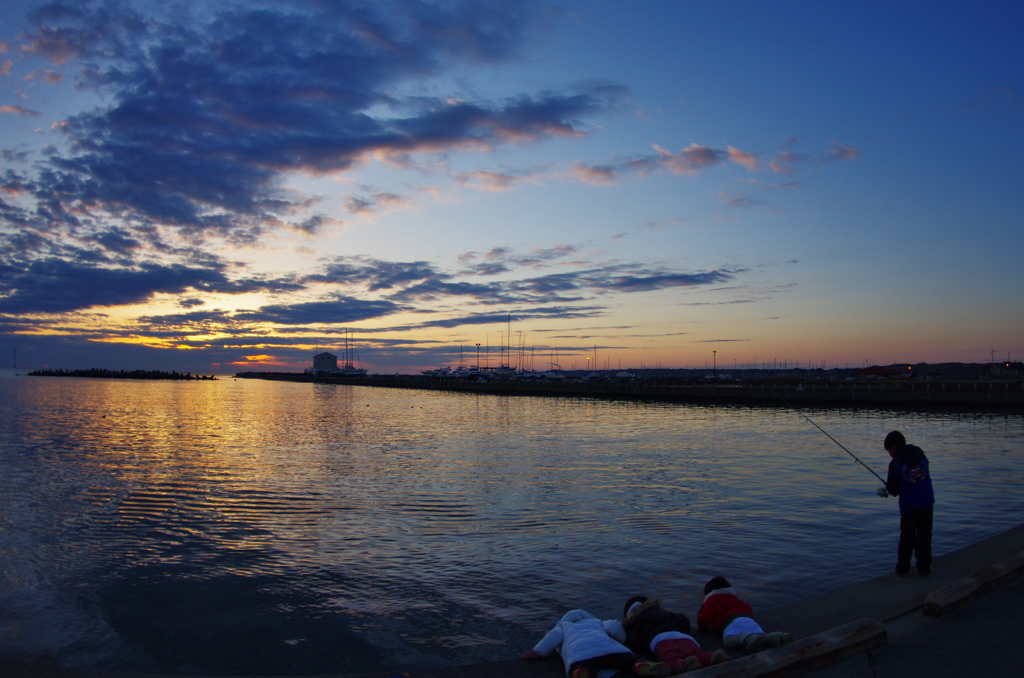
[780,397,887,485]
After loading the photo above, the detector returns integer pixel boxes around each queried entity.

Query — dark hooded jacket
[622,597,691,652]
[885,443,934,514]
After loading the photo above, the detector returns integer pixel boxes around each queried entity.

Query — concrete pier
[236,372,1024,408]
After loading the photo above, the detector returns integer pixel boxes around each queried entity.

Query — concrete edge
[677,619,887,678]
[922,549,1024,617]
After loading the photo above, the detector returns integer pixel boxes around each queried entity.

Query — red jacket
[697,588,754,635]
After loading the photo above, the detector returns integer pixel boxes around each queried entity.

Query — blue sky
[1,0,1021,374]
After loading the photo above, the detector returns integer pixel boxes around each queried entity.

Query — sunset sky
[2,0,1022,374]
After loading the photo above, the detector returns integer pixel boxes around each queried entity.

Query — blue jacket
[885,444,934,514]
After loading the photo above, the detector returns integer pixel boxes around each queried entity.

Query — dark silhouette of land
[235,361,1024,409]
[28,368,218,380]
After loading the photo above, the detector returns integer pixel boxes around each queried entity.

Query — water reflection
[1,373,1022,674]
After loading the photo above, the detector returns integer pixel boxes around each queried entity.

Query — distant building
[312,351,339,375]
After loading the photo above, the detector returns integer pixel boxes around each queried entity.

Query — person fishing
[876,430,935,577]
[785,401,934,577]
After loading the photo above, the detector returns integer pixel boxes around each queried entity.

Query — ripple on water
[1,377,1022,674]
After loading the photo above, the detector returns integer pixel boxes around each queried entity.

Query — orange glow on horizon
[93,336,178,348]
[228,357,295,368]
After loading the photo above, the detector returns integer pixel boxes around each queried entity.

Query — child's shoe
[570,667,591,678]
[632,660,671,677]
[710,649,730,664]
[766,631,794,647]
[679,655,702,673]
[742,633,766,652]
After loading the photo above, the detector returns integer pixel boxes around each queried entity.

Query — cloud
[23,1,149,65]
[769,151,809,173]
[828,143,858,161]
[770,143,857,173]
[0,258,232,314]
[567,142,732,183]
[0,0,646,342]
[568,138,851,185]
[136,308,238,328]
[458,244,585,274]
[611,219,690,240]
[455,170,534,191]
[308,256,446,292]
[727,145,760,170]
[655,143,724,174]
[232,297,405,325]
[344,191,409,215]
[391,91,613,151]
[719,192,776,211]
[388,278,527,304]
[566,266,737,293]
[0,2,825,373]
[386,306,605,331]
[567,162,619,185]
[0,253,306,315]
[134,296,407,335]
[388,263,739,304]
[8,1,622,247]
[301,253,739,308]
[88,227,144,255]
[0,104,41,117]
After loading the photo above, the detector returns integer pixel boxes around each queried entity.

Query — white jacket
[532,609,630,674]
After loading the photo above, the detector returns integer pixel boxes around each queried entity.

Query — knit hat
[623,595,648,619]
[704,576,731,595]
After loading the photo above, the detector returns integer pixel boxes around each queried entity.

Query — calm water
[1,372,1022,675]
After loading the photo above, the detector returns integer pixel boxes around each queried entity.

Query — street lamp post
[713,350,717,381]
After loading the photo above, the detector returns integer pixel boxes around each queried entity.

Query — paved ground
[811,572,1024,677]
[4,523,1024,678]
[798,532,1024,678]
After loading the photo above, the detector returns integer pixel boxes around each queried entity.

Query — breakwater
[235,372,1024,408]
[30,368,219,380]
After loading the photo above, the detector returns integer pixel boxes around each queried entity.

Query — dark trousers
[897,504,933,574]
[569,651,636,677]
